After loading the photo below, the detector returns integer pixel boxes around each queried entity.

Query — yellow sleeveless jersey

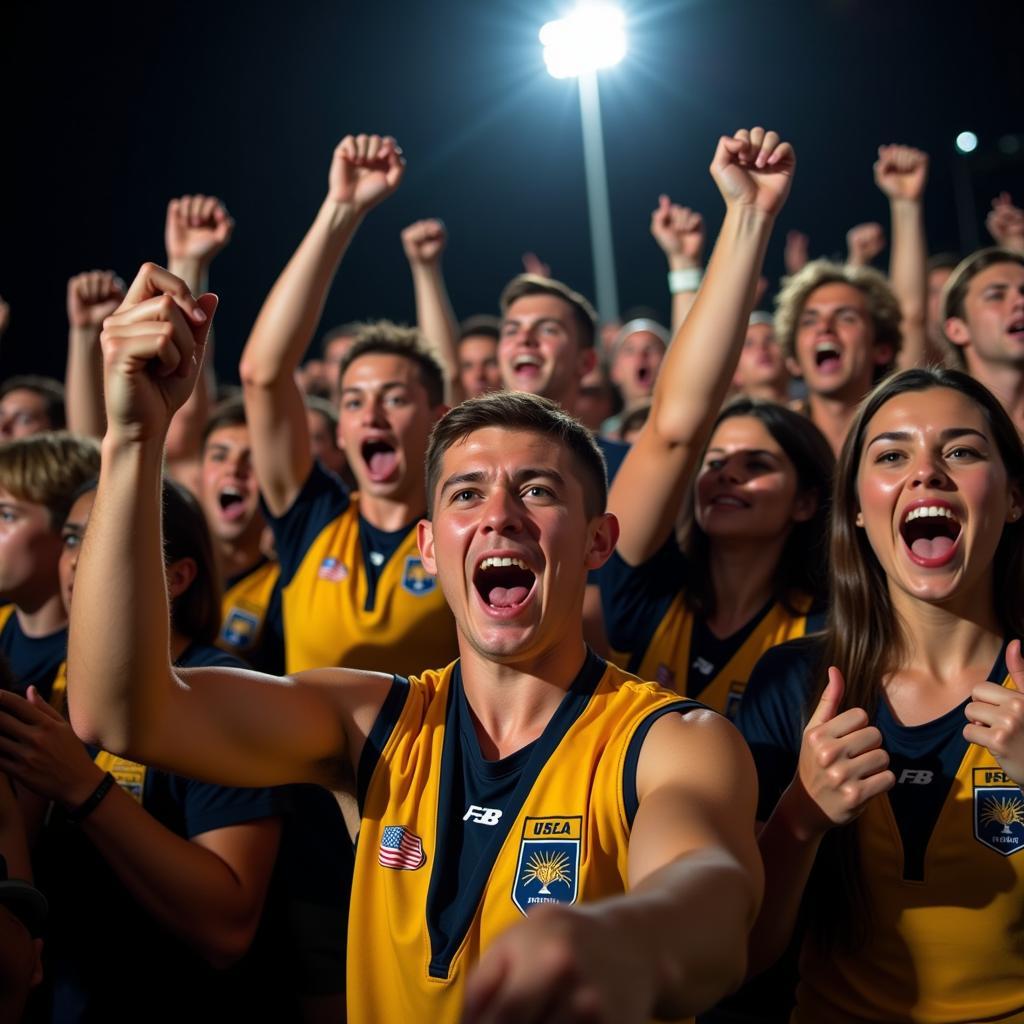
[636,595,815,718]
[795,673,1024,1024]
[218,557,283,672]
[348,655,698,1022]
[277,495,457,677]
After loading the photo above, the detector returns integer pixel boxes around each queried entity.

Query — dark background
[6,0,1023,382]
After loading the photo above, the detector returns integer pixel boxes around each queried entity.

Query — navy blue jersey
[0,604,66,701]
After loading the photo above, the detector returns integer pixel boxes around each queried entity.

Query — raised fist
[67,270,126,329]
[100,264,217,443]
[874,145,928,203]
[846,222,886,267]
[710,127,796,217]
[986,192,1024,253]
[650,197,704,268]
[327,134,405,213]
[164,195,234,265]
[784,229,809,276]
[401,219,446,265]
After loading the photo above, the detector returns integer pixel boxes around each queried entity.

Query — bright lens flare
[955,131,978,154]
[540,4,627,80]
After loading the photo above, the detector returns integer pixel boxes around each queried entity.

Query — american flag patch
[317,557,348,582]
[379,825,426,870]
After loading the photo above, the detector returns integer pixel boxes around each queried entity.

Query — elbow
[239,351,288,391]
[198,917,261,971]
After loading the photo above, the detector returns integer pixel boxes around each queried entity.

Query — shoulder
[595,434,630,482]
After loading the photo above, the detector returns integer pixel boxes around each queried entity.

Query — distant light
[540,4,627,80]
[955,131,978,154]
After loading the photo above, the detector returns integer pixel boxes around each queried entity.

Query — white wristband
[668,268,703,294]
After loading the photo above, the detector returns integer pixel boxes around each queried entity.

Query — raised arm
[402,218,462,403]
[464,711,762,1021]
[68,264,382,788]
[611,128,795,565]
[65,271,125,438]
[162,195,234,482]
[650,196,705,335]
[238,134,404,515]
[874,145,932,369]
[845,222,886,268]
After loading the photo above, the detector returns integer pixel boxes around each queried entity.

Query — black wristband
[66,772,116,825]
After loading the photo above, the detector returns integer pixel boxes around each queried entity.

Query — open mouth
[513,355,543,375]
[361,440,399,482]
[814,341,842,371]
[899,504,962,565]
[1008,318,1024,340]
[710,494,749,509]
[473,555,537,610]
[218,486,246,519]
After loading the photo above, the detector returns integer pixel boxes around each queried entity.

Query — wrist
[776,777,830,844]
[101,431,168,467]
[60,762,107,812]
[320,197,367,231]
[668,268,703,294]
[64,770,116,824]
[667,253,701,272]
[69,322,101,340]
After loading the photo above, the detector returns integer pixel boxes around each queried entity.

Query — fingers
[118,263,207,324]
[808,666,845,728]
[464,947,510,1021]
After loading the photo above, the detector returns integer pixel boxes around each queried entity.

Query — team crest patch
[973,767,1024,856]
[318,557,349,582]
[402,557,436,596]
[725,681,745,722]
[221,608,259,648]
[512,816,581,916]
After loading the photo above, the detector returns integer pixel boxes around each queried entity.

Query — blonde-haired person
[775,259,903,453]
[0,432,99,701]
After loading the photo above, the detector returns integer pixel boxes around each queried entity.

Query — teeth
[479,556,530,571]
[904,505,959,523]
[815,341,841,356]
[514,355,542,369]
[221,487,242,499]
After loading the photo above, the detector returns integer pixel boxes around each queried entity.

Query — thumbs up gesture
[786,667,895,839]
[963,639,1024,786]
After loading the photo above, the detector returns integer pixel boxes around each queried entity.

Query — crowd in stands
[1,122,1024,1024]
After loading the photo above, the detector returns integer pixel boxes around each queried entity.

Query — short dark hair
[458,315,501,344]
[202,397,247,447]
[0,376,66,430]
[321,321,364,358]
[927,252,961,275]
[425,392,607,519]
[0,432,100,527]
[499,275,598,350]
[338,321,446,407]
[942,247,1024,324]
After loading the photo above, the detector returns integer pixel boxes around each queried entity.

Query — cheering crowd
[1,123,1023,1024]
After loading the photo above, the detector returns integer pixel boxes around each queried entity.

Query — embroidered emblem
[973,767,1024,856]
[725,680,745,721]
[221,607,260,647]
[378,825,426,870]
[402,557,436,596]
[318,557,349,582]
[512,816,581,916]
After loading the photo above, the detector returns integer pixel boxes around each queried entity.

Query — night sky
[7,0,1022,383]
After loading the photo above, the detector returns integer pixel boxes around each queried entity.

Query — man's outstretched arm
[68,264,384,789]
[610,127,795,566]
[239,134,404,515]
[464,711,763,1022]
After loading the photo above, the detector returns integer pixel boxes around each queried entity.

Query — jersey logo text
[898,769,934,785]
[973,767,1024,856]
[464,805,502,825]
[512,816,581,916]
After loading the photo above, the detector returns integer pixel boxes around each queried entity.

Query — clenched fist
[401,219,446,265]
[67,271,126,329]
[650,197,704,269]
[165,195,234,265]
[710,127,796,218]
[327,134,405,214]
[874,145,928,204]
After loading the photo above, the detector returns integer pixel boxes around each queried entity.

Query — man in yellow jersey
[238,133,457,678]
[69,130,777,1022]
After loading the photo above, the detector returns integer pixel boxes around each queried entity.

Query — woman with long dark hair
[741,366,1024,1022]
[604,126,833,717]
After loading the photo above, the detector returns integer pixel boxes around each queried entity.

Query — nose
[361,394,389,428]
[908,450,951,490]
[480,486,525,536]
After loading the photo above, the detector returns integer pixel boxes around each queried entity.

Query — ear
[165,557,198,600]
[791,488,818,524]
[577,346,597,381]
[584,512,619,571]
[784,354,803,379]
[944,316,970,349]
[417,518,437,575]
[854,510,865,528]
[1007,482,1024,525]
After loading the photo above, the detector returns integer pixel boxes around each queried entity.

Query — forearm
[81,782,279,967]
[608,848,759,1017]
[68,436,173,756]
[0,775,32,881]
[745,782,824,976]
[652,205,773,446]
[239,200,362,386]
[65,326,107,438]
[410,262,462,403]
[665,252,701,337]
[889,199,929,369]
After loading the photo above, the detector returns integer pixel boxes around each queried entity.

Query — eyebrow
[340,380,410,397]
[705,447,780,459]
[440,467,567,495]
[801,305,863,316]
[866,427,990,446]
[501,317,567,330]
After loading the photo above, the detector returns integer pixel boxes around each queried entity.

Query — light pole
[540,4,627,324]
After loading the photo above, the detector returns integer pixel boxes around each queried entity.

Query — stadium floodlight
[540,4,628,80]
[539,4,627,322]
[955,131,978,154]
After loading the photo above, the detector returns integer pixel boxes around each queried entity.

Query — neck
[745,381,790,404]
[808,392,860,455]
[359,486,426,532]
[216,529,266,581]
[888,577,1004,684]
[965,356,1024,432]
[458,632,590,761]
[707,536,785,636]
[14,592,67,639]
